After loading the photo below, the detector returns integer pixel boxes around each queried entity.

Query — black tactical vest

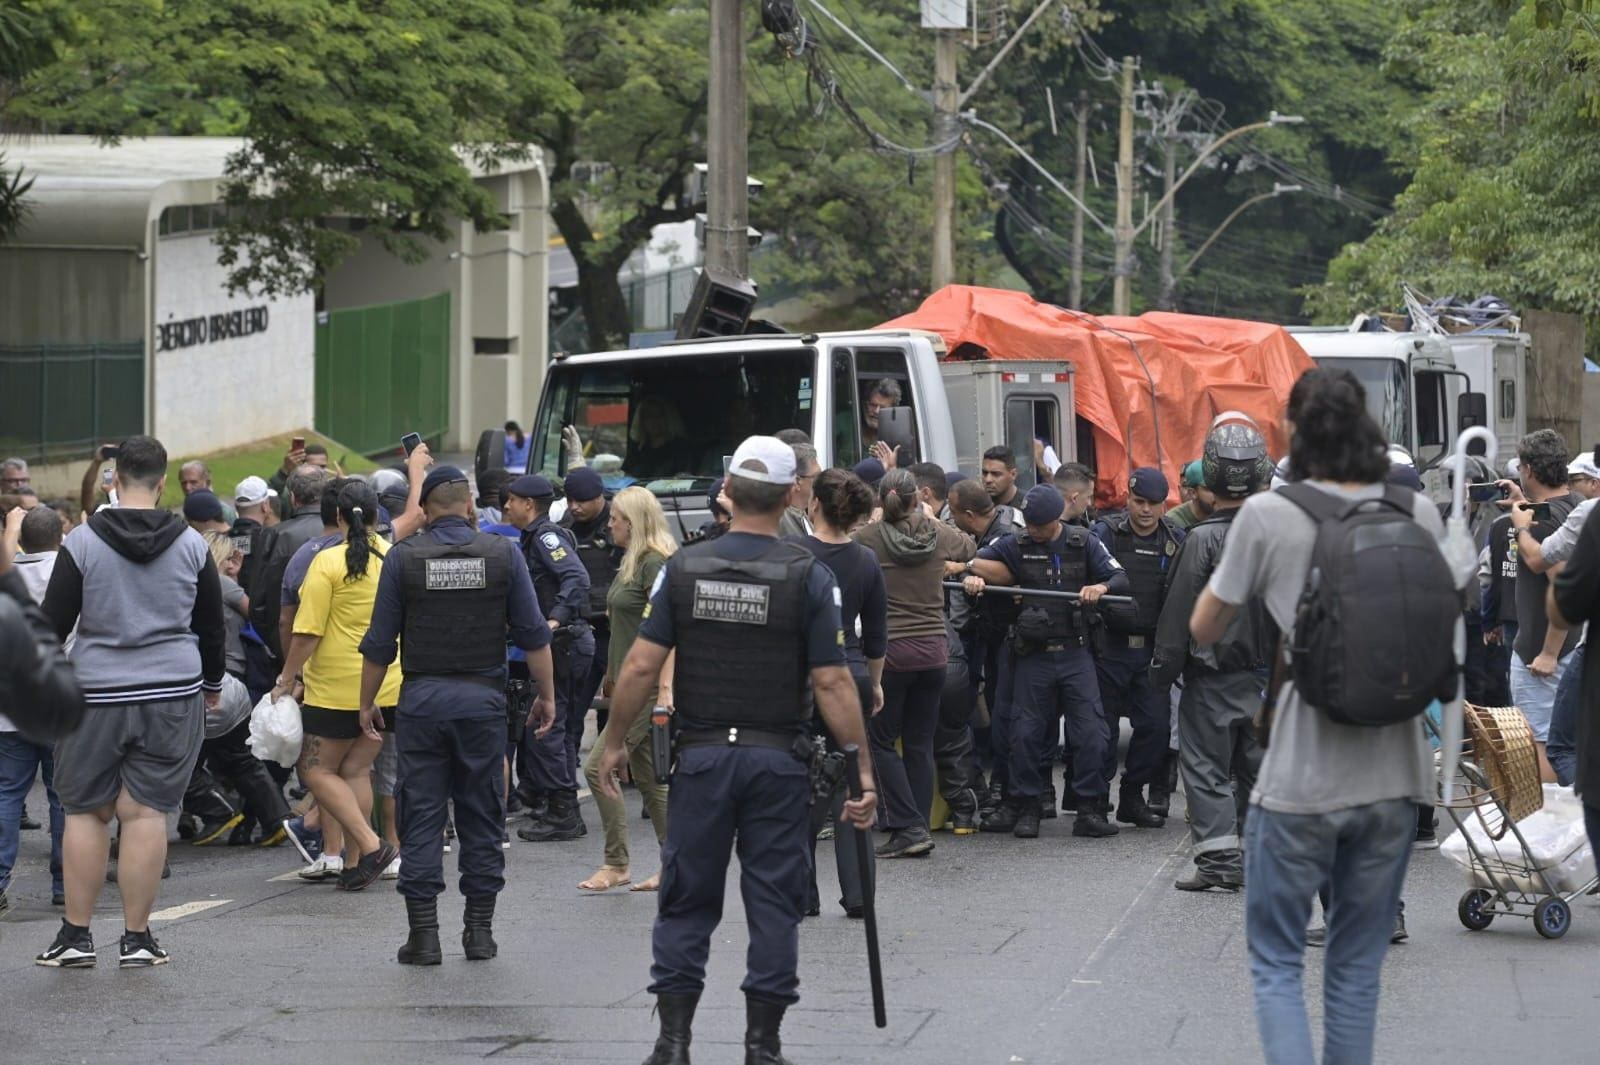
[667,537,814,731]
[572,529,618,622]
[1012,527,1090,636]
[1107,517,1177,635]
[976,507,1024,634]
[399,532,513,675]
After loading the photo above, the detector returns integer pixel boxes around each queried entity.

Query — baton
[842,743,887,1029]
[941,581,1133,604]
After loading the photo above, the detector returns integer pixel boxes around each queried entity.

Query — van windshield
[1316,356,1411,449]
[531,349,817,491]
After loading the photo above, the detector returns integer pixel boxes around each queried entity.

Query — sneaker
[338,843,399,892]
[381,856,402,880]
[191,813,244,847]
[874,827,935,859]
[817,823,836,841]
[257,823,288,849]
[283,817,323,863]
[501,829,512,850]
[298,855,345,881]
[1390,912,1409,944]
[19,810,42,831]
[119,929,169,968]
[35,923,96,967]
[1413,824,1439,850]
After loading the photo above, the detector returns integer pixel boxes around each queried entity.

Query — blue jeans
[1547,644,1582,786]
[0,731,65,896]
[1245,798,1415,1065]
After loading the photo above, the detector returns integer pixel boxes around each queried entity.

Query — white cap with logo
[235,475,278,506]
[726,436,797,486]
[1569,454,1600,480]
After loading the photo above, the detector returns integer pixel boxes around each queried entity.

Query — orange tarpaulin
[878,286,1315,507]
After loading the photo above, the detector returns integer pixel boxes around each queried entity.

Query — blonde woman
[580,486,675,892]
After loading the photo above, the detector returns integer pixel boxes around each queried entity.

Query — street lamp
[1135,113,1305,241]
[1178,183,1302,279]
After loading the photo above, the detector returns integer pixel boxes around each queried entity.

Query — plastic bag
[248,690,303,768]
[205,673,254,740]
[1441,784,1596,894]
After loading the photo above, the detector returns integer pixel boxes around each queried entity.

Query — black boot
[1013,806,1041,839]
[980,801,1021,833]
[744,996,796,1065]
[463,895,497,960]
[1116,786,1165,828]
[642,992,698,1065]
[397,897,442,966]
[1040,781,1058,820]
[1072,799,1120,838]
[518,792,587,842]
[1149,751,1179,817]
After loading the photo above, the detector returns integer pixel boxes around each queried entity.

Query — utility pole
[931,29,959,291]
[1111,56,1136,316]
[1070,91,1088,309]
[706,0,749,281]
[1157,141,1177,310]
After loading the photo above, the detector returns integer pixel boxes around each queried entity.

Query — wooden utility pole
[930,29,960,291]
[1112,56,1136,316]
[1070,91,1089,309]
[706,0,749,281]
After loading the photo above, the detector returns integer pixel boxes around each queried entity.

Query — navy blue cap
[182,490,224,523]
[853,457,885,487]
[1021,484,1066,526]
[1128,466,1168,503]
[420,465,470,504]
[564,466,605,502]
[506,473,555,501]
[946,470,969,489]
[1385,463,1423,493]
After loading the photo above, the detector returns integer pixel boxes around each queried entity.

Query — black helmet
[1202,412,1271,500]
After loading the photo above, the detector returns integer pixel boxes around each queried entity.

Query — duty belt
[402,671,503,690]
[675,726,811,760]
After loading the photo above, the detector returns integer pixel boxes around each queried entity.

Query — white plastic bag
[205,673,254,740]
[1441,784,1596,894]
[248,691,303,768]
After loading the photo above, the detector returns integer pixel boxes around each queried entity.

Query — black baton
[942,581,1133,604]
[843,743,887,1029]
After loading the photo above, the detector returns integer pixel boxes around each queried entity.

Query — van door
[831,341,918,467]
[1003,390,1065,489]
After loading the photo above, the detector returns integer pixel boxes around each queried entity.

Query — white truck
[1288,325,1528,490]
[521,330,1081,539]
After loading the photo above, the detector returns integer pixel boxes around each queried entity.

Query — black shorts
[301,705,395,740]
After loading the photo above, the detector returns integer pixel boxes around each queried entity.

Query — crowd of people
[3,363,1599,1065]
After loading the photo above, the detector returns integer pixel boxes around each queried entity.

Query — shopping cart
[1429,704,1598,940]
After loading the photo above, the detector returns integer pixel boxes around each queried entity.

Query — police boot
[1148,752,1178,818]
[1013,805,1041,839]
[518,792,587,842]
[980,801,1021,834]
[744,996,796,1065]
[396,897,443,966]
[1039,781,1058,820]
[1072,800,1120,838]
[981,780,1003,816]
[1116,785,1166,829]
[641,992,698,1065]
[462,895,497,960]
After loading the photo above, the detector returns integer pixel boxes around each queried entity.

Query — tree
[6,0,576,295]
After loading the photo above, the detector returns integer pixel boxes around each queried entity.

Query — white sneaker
[298,855,344,881]
[381,856,401,880]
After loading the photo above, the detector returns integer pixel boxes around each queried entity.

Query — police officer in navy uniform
[964,483,1130,840]
[358,465,557,965]
[597,436,878,1065]
[1091,467,1183,828]
[501,474,594,842]
[559,466,620,736]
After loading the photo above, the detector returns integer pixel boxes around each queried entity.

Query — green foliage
[1311,0,1600,325]
[7,0,576,295]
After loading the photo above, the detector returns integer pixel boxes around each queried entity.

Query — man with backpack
[1151,417,1276,891]
[1189,369,1463,1065]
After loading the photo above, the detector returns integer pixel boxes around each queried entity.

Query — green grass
[158,430,380,509]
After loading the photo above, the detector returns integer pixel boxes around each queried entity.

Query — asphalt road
[1,768,1595,1065]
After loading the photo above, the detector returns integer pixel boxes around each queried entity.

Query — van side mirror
[1458,392,1488,454]
[475,428,506,482]
[878,406,919,465]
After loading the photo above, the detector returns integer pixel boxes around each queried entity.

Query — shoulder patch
[540,531,562,551]
[650,567,667,597]
[833,586,843,608]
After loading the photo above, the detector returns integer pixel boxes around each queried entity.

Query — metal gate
[314,292,450,456]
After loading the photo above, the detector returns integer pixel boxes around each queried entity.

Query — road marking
[268,871,305,882]
[148,899,231,921]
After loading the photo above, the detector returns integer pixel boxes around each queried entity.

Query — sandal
[579,865,631,892]
[630,873,661,893]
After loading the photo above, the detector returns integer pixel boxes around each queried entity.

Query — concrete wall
[151,234,315,455]
[0,248,143,345]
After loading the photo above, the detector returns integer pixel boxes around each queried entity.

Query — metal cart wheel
[1533,897,1571,940]
[1458,888,1495,931]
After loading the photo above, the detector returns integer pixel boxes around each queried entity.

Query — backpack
[1279,483,1458,727]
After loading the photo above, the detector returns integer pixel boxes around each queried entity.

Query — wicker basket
[1464,703,1544,833]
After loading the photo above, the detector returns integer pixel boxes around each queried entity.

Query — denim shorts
[1510,653,1566,742]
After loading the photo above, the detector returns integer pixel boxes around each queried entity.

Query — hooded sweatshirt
[43,507,225,706]
[853,511,974,642]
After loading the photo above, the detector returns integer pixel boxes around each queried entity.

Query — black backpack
[1280,483,1458,727]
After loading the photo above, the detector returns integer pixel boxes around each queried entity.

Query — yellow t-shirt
[294,536,402,711]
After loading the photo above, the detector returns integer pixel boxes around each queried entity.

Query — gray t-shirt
[1540,496,1596,566]
[1207,482,1443,815]
[220,574,247,676]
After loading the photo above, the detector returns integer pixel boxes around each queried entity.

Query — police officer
[501,475,594,842]
[596,436,878,1065]
[1091,467,1183,828]
[964,484,1130,839]
[1150,418,1275,892]
[357,466,557,964]
[560,466,619,737]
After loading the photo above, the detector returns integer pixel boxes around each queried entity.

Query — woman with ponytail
[271,481,402,887]
[852,468,974,859]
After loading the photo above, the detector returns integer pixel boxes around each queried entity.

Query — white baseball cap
[1569,454,1600,480]
[235,475,277,506]
[727,435,797,485]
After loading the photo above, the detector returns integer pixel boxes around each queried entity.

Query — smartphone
[401,432,423,456]
[101,445,121,461]
[291,436,306,452]
[1524,501,1552,522]
[1467,482,1508,503]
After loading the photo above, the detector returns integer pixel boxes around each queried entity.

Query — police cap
[1129,467,1168,503]
[1021,483,1065,526]
[182,490,225,523]
[420,465,470,504]
[506,474,555,501]
[563,466,605,502]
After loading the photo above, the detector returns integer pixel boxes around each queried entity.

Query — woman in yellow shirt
[271,482,401,889]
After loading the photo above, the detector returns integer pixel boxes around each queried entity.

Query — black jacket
[0,568,84,741]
